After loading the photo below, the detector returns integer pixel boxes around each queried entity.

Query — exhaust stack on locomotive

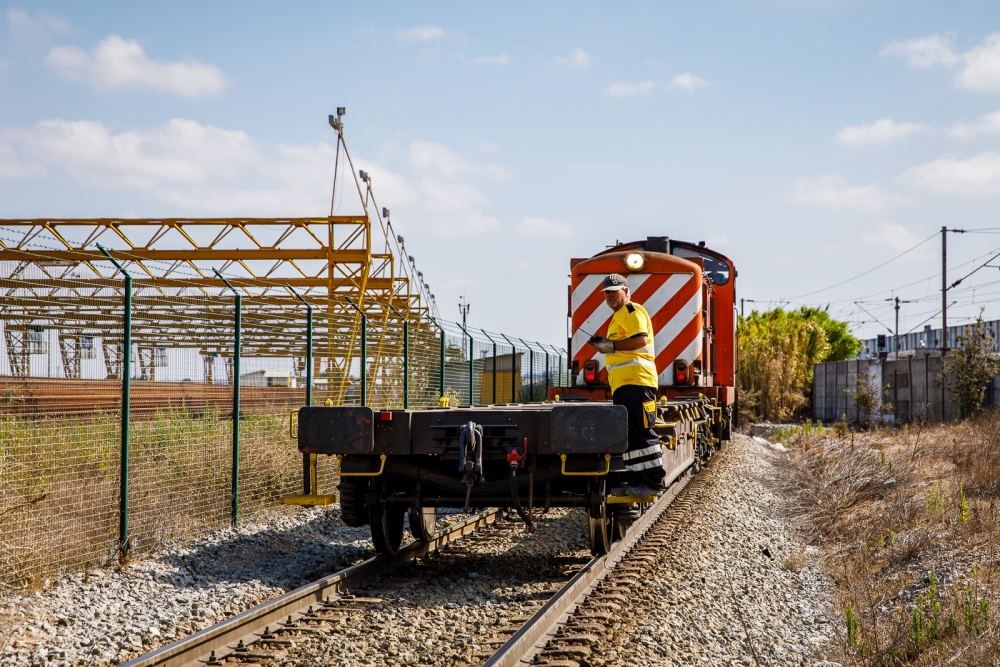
[286,237,737,556]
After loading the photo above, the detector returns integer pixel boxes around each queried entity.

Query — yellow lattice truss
[0,216,436,406]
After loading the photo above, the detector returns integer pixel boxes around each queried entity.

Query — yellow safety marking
[280,494,337,506]
[336,454,387,477]
[606,494,658,505]
[560,453,612,476]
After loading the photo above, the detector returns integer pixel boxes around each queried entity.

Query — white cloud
[0,118,358,214]
[603,80,658,97]
[837,119,927,145]
[516,217,572,238]
[555,49,591,69]
[882,31,1000,92]
[903,152,1000,196]
[958,33,1000,92]
[393,25,450,42]
[947,111,1000,138]
[881,34,958,68]
[409,140,509,181]
[860,223,925,254]
[0,118,505,235]
[46,35,227,98]
[669,72,708,91]
[7,7,72,45]
[790,174,902,211]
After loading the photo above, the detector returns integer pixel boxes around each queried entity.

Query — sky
[3,1,1000,347]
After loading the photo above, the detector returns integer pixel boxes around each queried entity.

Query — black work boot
[610,471,642,496]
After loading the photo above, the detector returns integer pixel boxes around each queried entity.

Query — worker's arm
[613,333,648,352]
[589,333,648,353]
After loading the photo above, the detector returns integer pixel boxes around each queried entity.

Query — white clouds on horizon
[6,7,72,46]
[603,73,709,97]
[948,111,1000,138]
[0,118,512,236]
[883,31,1000,92]
[555,49,591,69]
[393,25,451,42]
[47,35,227,98]
[860,222,927,255]
[903,151,1000,197]
[837,119,928,145]
[669,72,707,90]
[881,33,959,68]
[790,174,903,211]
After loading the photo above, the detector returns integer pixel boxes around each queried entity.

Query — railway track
[119,510,499,667]
[122,451,720,667]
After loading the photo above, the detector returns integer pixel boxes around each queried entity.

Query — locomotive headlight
[624,252,645,271]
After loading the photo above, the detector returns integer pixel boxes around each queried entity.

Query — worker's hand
[588,336,614,354]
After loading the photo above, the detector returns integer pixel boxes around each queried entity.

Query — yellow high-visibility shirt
[604,301,658,393]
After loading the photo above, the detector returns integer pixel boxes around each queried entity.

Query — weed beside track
[775,414,1000,665]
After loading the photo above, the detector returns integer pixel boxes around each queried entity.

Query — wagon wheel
[587,478,613,556]
[408,506,438,542]
[370,502,405,555]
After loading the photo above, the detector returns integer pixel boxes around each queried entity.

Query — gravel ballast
[0,509,373,667]
[0,434,838,667]
[585,434,837,667]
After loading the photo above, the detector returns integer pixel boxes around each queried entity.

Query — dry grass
[775,414,1000,665]
[0,406,326,590]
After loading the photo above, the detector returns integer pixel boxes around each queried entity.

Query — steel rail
[482,467,694,667]
[121,509,499,667]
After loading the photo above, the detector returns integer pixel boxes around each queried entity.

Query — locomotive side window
[673,247,731,285]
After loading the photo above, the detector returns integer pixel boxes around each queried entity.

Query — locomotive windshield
[673,247,731,285]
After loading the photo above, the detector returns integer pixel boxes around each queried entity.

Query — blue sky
[3,1,1000,345]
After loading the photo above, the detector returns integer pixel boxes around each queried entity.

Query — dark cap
[602,274,628,292]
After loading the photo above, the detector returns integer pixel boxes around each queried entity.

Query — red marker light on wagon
[583,360,599,385]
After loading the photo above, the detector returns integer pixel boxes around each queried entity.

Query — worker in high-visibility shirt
[588,273,665,497]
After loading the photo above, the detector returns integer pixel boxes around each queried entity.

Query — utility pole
[941,226,947,353]
[942,225,948,421]
[894,296,900,357]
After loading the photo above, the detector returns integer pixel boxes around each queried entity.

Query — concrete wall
[812,352,990,423]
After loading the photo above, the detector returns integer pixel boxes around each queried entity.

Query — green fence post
[501,334,517,403]
[214,269,241,526]
[460,326,474,405]
[343,297,367,406]
[286,284,313,494]
[520,339,533,402]
[97,245,132,556]
[481,331,497,404]
[431,319,445,401]
[539,342,549,398]
[387,304,409,409]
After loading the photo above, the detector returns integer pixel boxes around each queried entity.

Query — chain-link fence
[0,248,566,589]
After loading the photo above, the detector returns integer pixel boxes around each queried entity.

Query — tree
[950,317,999,418]
[737,306,860,421]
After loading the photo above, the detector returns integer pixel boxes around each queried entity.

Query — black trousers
[612,384,665,481]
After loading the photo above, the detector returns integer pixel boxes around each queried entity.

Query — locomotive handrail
[559,453,611,476]
[288,409,299,438]
[335,453,387,477]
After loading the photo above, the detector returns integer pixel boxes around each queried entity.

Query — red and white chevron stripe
[571,272,703,385]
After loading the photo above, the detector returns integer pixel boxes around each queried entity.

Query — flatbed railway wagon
[286,236,737,555]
